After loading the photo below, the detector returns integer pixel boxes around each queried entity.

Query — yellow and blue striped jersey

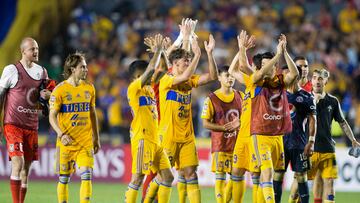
[49,80,96,150]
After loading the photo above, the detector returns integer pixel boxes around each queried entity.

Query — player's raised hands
[280,34,287,52]
[153,33,164,51]
[144,36,156,53]
[191,38,201,56]
[276,34,286,55]
[204,34,215,53]
[179,18,192,38]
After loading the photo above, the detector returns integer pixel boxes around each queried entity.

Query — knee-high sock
[261,182,275,203]
[252,175,260,203]
[80,171,92,203]
[297,182,309,203]
[10,176,21,203]
[231,175,245,203]
[20,184,27,203]
[158,183,172,203]
[142,172,156,201]
[273,180,283,203]
[57,175,70,203]
[143,178,160,203]
[186,177,201,203]
[215,173,226,203]
[125,183,140,203]
[177,175,187,203]
[224,179,233,203]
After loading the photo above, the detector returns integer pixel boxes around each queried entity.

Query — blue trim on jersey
[254,86,262,97]
[166,90,191,104]
[60,102,90,113]
[139,96,155,106]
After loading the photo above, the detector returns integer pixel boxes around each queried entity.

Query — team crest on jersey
[50,95,56,103]
[296,96,303,103]
[85,91,91,99]
[65,92,72,101]
[327,105,332,112]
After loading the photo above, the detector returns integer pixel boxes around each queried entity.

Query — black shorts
[280,148,310,173]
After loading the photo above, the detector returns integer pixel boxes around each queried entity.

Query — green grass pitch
[0,180,359,202]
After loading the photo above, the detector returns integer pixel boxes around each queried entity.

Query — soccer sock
[231,174,245,203]
[177,175,187,203]
[186,177,201,203]
[158,183,172,203]
[252,175,260,203]
[57,175,70,203]
[297,182,309,203]
[314,198,322,203]
[215,173,226,203]
[273,180,283,203]
[143,178,160,203]
[257,184,266,203]
[80,171,92,203]
[224,179,233,203]
[20,184,27,203]
[142,172,156,201]
[125,183,140,203]
[10,176,21,203]
[288,197,297,203]
[261,182,275,203]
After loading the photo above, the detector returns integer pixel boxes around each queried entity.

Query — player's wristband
[308,136,315,143]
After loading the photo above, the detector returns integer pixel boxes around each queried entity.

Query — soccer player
[124,34,174,203]
[49,53,101,203]
[228,30,259,203]
[308,69,360,203]
[158,32,218,203]
[0,37,51,203]
[294,56,311,92]
[273,66,317,203]
[201,65,242,203]
[235,33,299,203]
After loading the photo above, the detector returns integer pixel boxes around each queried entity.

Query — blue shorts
[279,148,310,173]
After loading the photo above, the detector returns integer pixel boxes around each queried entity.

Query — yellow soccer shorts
[251,135,285,172]
[131,139,171,175]
[163,139,199,170]
[56,145,94,175]
[232,136,251,171]
[211,152,233,173]
[307,152,338,180]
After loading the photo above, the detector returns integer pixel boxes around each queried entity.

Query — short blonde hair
[313,68,330,79]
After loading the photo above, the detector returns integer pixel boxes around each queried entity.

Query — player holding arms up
[125,34,174,203]
[49,53,100,203]
[201,65,242,203]
[158,33,218,203]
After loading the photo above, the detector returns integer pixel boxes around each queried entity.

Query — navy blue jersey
[283,89,316,149]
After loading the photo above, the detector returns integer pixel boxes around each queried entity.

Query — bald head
[20,37,39,62]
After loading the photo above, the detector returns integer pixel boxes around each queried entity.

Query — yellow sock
[186,178,201,203]
[177,176,187,203]
[125,183,140,203]
[143,178,160,203]
[261,182,275,203]
[252,176,260,203]
[57,182,69,203]
[324,201,335,203]
[232,175,245,203]
[288,197,297,203]
[224,179,233,203]
[158,184,172,203]
[80,180,92,203]
[257,185,265,203]
[215,173,226,203]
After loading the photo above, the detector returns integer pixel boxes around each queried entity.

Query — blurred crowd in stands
[40,0,360,145]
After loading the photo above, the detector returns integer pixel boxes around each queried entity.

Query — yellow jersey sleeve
[90,84,96,107]
[190,74,200,88]
[201,97,214,120]
[49,85,63,111]
[160,74,174,91]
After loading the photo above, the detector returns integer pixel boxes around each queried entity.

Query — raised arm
[180,18,192,52]
[252,37,284,84]
[172,39,201,86]
[282,34,299,87]
[140,34,164,87]
[198,34,218,86]
[238,30,256,75]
